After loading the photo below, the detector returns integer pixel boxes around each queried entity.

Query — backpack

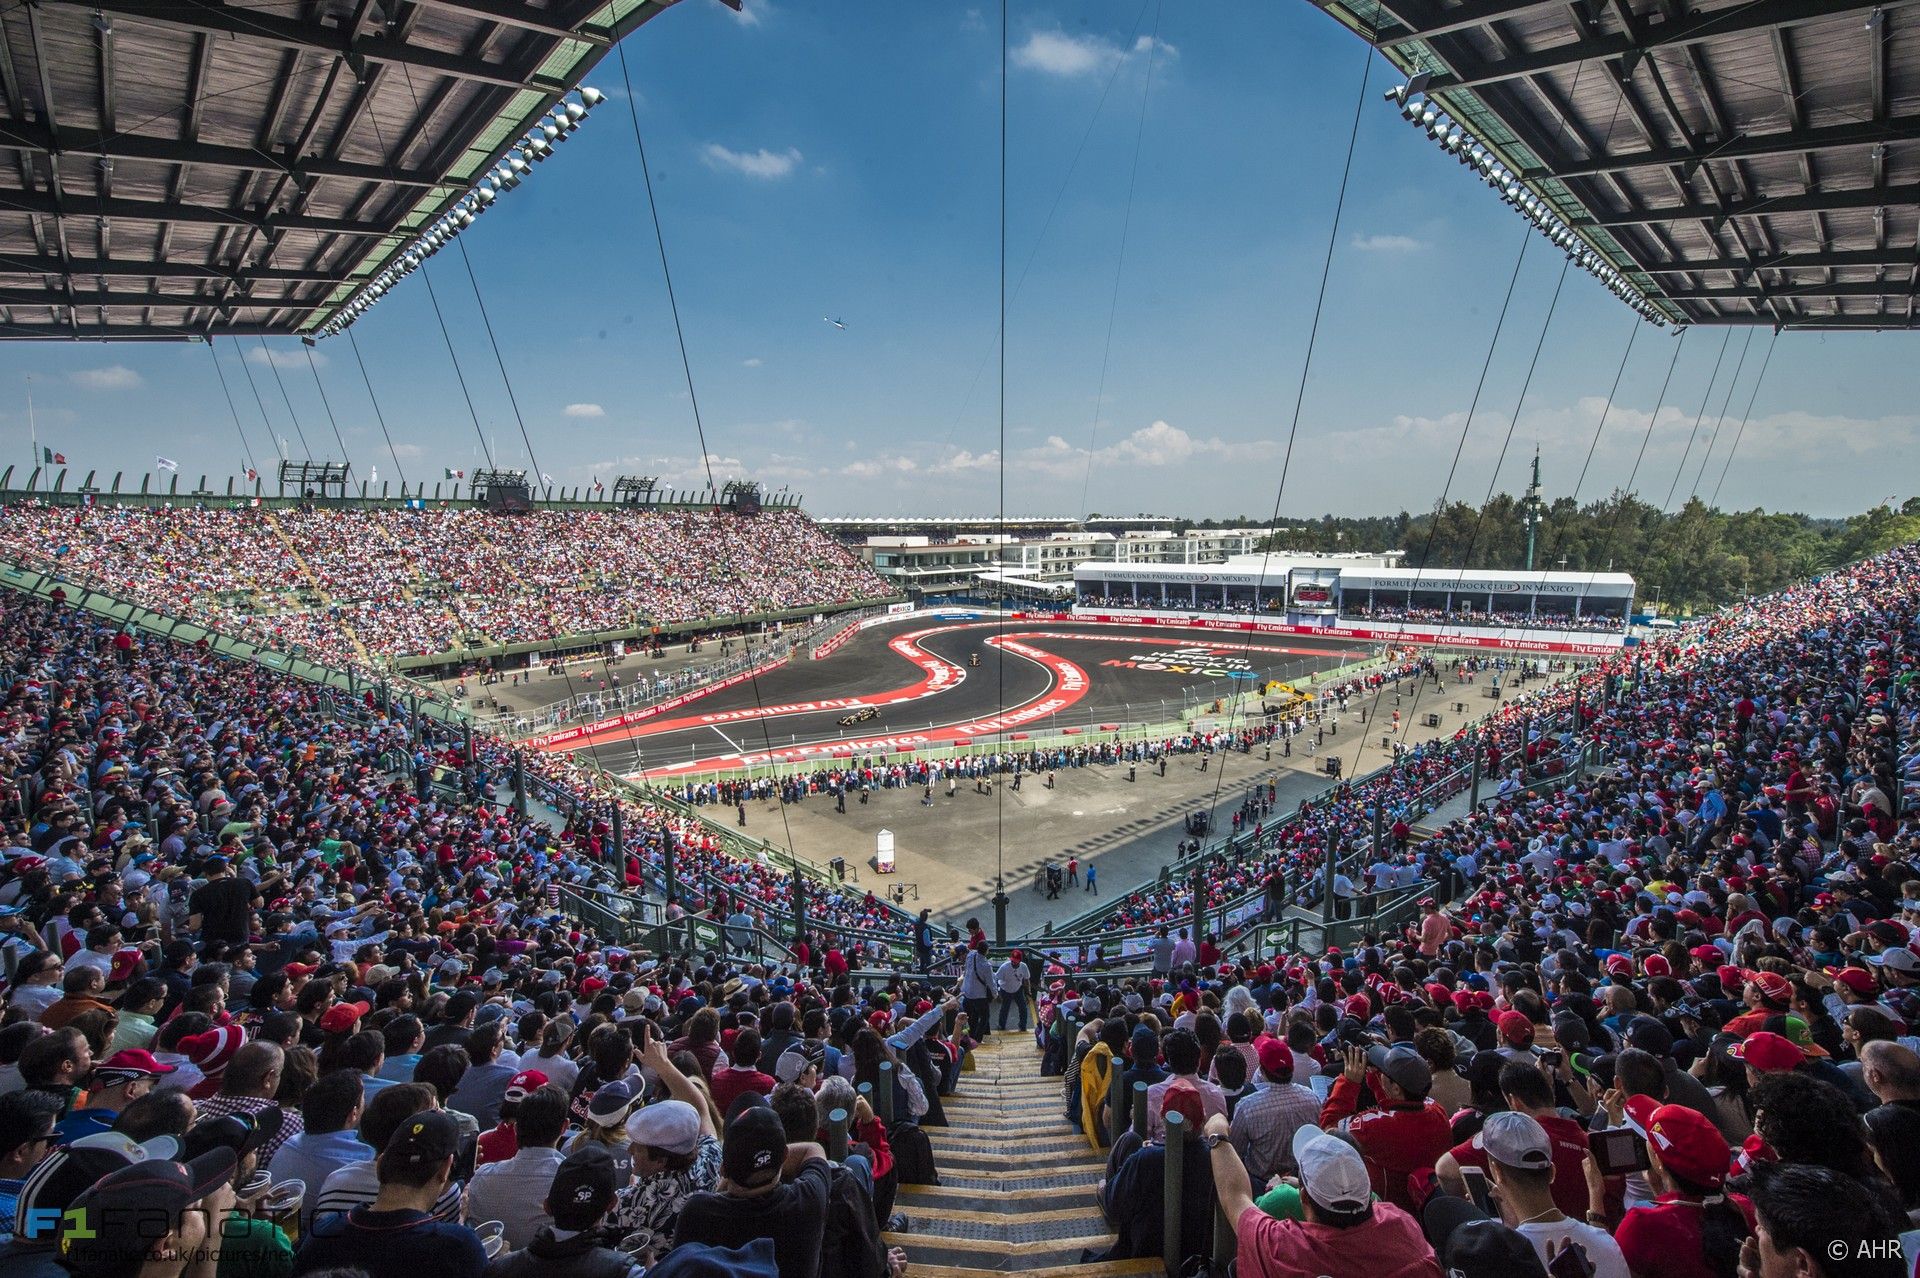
[889,1119,939,1186]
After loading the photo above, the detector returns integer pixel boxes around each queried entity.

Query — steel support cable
[232,334,288,460]
[610,36,811,903]
[1708,330,1779,509]
[302,342,355,472]
[207,340,262,479]
[258,335,316,459]
[1687,327,1756,503]
[345,328,410,488]
[1182,29,1381,879]
[1658,327,1733,513]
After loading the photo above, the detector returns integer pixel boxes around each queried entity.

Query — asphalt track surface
[553,618,1375,779]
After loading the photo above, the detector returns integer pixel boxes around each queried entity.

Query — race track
[551,618,1377,778]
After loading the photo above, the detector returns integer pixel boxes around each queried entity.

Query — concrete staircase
[260,507,372,665]
[886,1034,1162,1278]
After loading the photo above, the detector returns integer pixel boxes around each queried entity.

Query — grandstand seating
[0,502,892,663]
[1,533,1914,1278]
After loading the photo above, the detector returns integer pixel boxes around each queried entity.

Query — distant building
[854,527,1278,597]
[1073,556,1634,654]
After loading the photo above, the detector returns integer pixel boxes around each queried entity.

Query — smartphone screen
[1460,1166,1493,1213]
[1589,1127,1649,1176]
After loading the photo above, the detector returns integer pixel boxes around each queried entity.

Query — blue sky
[5,0,1914,519]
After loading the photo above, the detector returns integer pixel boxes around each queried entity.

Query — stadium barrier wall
[517,652,796,748]
[809,602,919,660]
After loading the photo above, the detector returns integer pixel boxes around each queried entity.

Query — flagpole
[26,373,37,475]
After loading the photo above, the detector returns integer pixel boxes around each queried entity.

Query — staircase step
[913,1165,1104,1193]
[899,1182,1105,1207]
[924,1132,1091,1154]
[893,1205,1108,1225]
[931,1145,1104,1171]
[909,1258,1162,1278]
[881,1234,1117,1270]
[885,1216,1116,1248]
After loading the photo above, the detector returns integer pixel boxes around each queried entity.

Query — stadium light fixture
[1388,84,1668,325]
[310,87,630,338]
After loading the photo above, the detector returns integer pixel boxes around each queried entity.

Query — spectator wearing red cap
[475,1068,550,1167]
[1097,1081,1217,1271]
[51,1048,174,1143]
[1726,970,1795,1038]
[319,1000,371,1036]
[1229,1039,1322,1183]
[1493,1011,1538,1065]
[1729,1032,1805,1079]
[1613,1100,1753,1278]
[1318,1044,1452,1213]
[467,1082,573,1250]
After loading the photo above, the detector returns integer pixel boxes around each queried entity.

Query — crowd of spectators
[0,587,983,1278]
[3,490,1919,1278]
[1027,541,1920,1278]
[0,503,892,665]
[1350,605,1627,635]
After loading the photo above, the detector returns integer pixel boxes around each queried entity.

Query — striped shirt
[1228,1080,1324,1182]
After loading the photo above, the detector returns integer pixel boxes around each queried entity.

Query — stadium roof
[0,0,680,342]
[1312,0,1920,330]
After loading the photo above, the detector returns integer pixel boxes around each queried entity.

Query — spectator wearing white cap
[1204,1116,1440,1278]
[605,1037,721,1261]
[1465,1110,1628,1278]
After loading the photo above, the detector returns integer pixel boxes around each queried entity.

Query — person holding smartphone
[1469,1111,1630,1278]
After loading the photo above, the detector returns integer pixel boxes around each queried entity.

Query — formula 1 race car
[968,652,980,667]
[837,705,881,727]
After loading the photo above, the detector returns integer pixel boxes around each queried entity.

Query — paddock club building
[1070,559,1636,657]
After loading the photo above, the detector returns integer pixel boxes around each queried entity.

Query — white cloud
[842,456,919,479]
[742,357,763,368]
[1018,420,1271,478]
[388,443,427,460]
[931,448,1001,474]
[701,144,803,180]
[69,365,141,390]
[1011,29,1175,77]
[1352,233,1426,253]
[563,403,606,418]
[244,346,322,370]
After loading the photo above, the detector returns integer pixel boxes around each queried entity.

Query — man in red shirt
[1434,1059,1590,1219]
[707,1027,776,1115]
[1318,1043,1453,1212]
[1206,1114,1441,1278]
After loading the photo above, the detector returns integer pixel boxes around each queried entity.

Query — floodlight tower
[1523,447,1545,572]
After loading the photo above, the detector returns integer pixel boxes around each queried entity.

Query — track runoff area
[531,613,1379,779]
